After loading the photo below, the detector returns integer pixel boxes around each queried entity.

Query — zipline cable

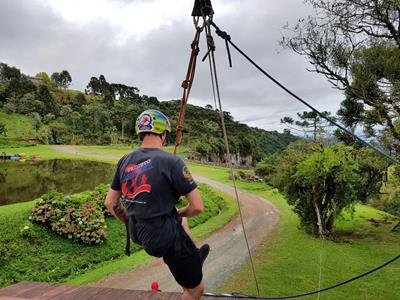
[204,21,261,297]
[204,254,400,299]
[209,20,400,166]
[198,18,400,300]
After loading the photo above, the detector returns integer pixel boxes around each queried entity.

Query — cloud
[0,0,344,132]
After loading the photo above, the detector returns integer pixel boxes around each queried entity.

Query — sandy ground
[52,145,279,293]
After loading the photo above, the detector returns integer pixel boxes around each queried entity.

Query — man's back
[111,147,197,255]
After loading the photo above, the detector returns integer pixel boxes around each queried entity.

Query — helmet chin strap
[160,132,169,146]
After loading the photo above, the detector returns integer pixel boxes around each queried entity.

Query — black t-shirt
[111,148,197,251]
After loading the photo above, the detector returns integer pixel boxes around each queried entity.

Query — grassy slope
[0,111,36,140]
[189,163,400,300]
[0,111,38,147]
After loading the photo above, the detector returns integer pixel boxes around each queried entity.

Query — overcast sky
[0,0,344,132]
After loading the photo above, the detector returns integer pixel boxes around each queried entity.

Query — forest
[0,63,297,165]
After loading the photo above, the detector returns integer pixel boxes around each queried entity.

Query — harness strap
[174,27,203,155]
[125,222,131,256]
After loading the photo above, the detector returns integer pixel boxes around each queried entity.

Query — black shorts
[163,222,203,289]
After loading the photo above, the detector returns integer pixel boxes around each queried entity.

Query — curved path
[52,146,279,293]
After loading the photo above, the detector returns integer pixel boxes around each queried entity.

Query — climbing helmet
[135,109,172,135]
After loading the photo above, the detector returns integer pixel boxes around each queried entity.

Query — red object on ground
[151,281,159,292]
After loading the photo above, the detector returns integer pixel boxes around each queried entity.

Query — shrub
[31,189,107,244]
[19,222,38,241]
[93,183,110,215]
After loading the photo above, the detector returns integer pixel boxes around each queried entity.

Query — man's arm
[177,188,204,218]
[104,188,127,223]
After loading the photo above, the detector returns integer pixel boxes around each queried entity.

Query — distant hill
[0,62,298,164]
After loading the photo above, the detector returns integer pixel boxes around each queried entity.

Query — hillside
[0,62,298,163]
[0,110,39,147]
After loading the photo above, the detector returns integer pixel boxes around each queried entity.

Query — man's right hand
[113,202,128,224]
[178,189,204,218]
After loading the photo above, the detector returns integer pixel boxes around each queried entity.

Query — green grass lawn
[188,164,400,300]
[0,183,237,287]
[0,144,190,163]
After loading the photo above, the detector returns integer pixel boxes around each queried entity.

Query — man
[105,109,209,300]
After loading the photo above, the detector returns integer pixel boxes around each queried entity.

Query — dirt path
[52,145,279,293]
[51,145,120,160]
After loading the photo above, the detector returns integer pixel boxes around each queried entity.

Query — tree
[50,72,61,87]
[0,63,22,81]
[281,0,400,149]
[36,85,58,116]
[338,43,400,149]
[0,63,36,104]
[281,111,335,141]
[85,75,113,107]
[264,141,387,236]
[51,70,72,89]
[111,98,137,140]
[30,112,42,139]
[287,145,362,236]
[59,70,72,89]
[35,72,51,86]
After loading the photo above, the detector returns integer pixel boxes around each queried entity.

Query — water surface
[0,159,115,206]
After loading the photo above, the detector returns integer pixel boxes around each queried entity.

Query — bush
[31,189,107,244]
[18,221,39,241]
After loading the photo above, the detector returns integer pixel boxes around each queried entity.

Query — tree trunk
[313,197,324,237]
[313,120,317,142]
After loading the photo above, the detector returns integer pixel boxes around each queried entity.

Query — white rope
[205,22,261,297]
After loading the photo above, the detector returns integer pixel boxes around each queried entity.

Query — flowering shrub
[93,183,111,215]
[31,188,107,244]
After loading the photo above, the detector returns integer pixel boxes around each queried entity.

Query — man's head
[135,109,172,146]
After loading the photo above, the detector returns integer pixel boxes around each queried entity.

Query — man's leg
[181,217,210,266]
[182,280,205,300]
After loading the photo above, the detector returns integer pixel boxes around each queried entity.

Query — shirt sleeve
[110,156,125,191]
[171,158,197,196]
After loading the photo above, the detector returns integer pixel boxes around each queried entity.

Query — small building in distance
[27,76,43,85]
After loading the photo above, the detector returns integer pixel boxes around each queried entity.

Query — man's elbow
[194,202,204,214]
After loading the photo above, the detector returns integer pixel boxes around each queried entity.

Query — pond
[0,159,115,206]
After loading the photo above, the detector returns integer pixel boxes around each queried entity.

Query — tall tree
[59,70,72,89]
[281,0,400,149]
[36,85,58,116]
[51,70,72,89]
[281,111,335,141]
